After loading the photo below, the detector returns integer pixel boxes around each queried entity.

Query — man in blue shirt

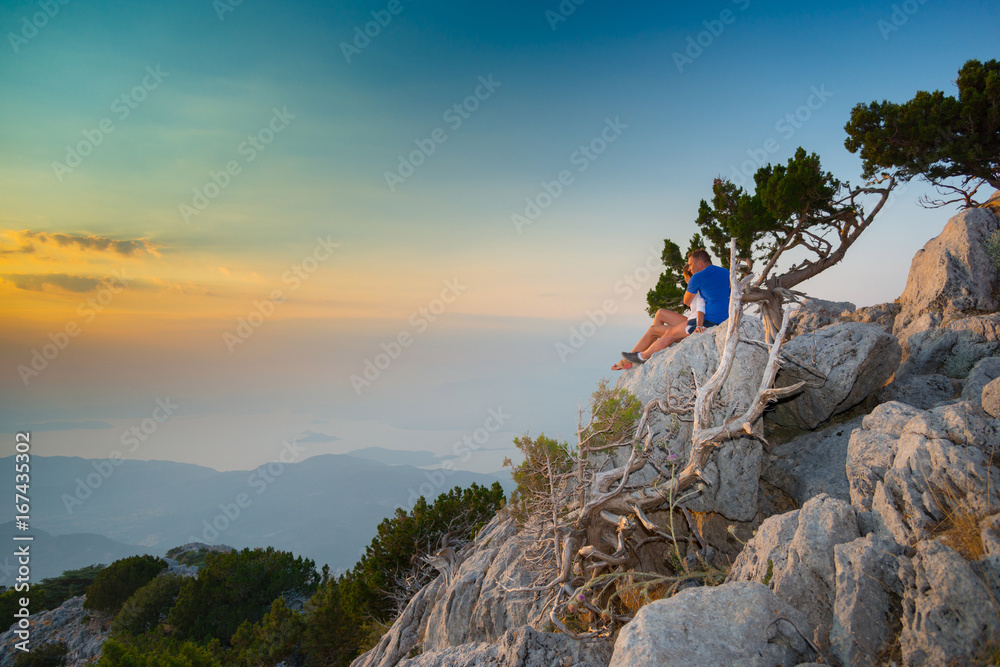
[621,249,731,365]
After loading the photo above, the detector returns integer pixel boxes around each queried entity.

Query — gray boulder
[897,313,1000,378]
[846,401,923,511]
[786,297,855,337]
[893,207,1000,353]
[831,532,906,667]
[875,373,957,409]
[854,403,1000,547]
[961,356,1000,408]
[769,322,901,430]
[399,625,611,667]
[762,416,859,506]
[352,515,613,667]
[842,301,901,333]
[898,540,1000,666]
[727,494,860,648]
[608,582,815,667]
[0,596,108,667]
[984,376,1000,418]
[616,317,769,522]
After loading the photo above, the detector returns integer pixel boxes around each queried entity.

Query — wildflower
[666,453,679,463]
[577,593,585,602]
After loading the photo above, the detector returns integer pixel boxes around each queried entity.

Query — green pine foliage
[301,576,357,667]
[339,482,505,626]
[845,58,1000,205]
[84,556,167,615]
[98,633,226,667]
[504,433,574,525]
[229,597,306,667]
[111,574,185,637]
[167,547,318,645]
[12,642,67,667]
[0,564,106,627]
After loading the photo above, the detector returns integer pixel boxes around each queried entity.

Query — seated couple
[613,249,731,370]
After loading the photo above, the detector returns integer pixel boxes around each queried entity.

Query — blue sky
[1,0,996,474]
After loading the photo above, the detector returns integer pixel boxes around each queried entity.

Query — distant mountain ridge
[1,453,512,577]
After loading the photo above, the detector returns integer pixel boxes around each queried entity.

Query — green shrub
[97,632,225,667]
[0,564,106,627]
[167,547,318,645]
[230,597,305,667]
[84,555,167,615]
[13,642,67,667]
[302,578,356,667]
[165,547,217,569]
[111,574,185,636]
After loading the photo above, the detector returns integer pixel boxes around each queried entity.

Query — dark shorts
[686,318,719,335]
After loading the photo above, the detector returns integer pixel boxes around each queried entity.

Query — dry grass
[927,482,987,561]
[932,506,986,561]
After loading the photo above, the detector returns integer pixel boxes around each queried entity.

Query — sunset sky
[1,0,996,474]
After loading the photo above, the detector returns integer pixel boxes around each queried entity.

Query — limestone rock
[770,322,901,430]
[762,416,859,506]
[981,513,1000,558]
[352,515,597,667]
[875,373,957,409]
[893,207,1000,352]
[961,356,1000,408]
[850,403,1000,547]
[608,582,815,667]
[831,532,905,667]
[984,376,1000,418]
[0,596,108,667]
[616,317,769,522]
[898,313,1000,378]
[399,625,611,667]
[727,494,860,647]
[841,301,901,333]
[898,540,1000,666]
[845,401,923,511]
[786,298,855,337]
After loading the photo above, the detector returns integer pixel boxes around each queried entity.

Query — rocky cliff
[355,200,1000,667]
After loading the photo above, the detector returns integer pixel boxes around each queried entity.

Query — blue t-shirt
[686,264,731,324]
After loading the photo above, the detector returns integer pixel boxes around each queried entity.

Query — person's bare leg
[630,310,686,353]
[641,321,689,358]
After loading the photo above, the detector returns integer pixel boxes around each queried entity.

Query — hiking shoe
[622,351,645,365]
